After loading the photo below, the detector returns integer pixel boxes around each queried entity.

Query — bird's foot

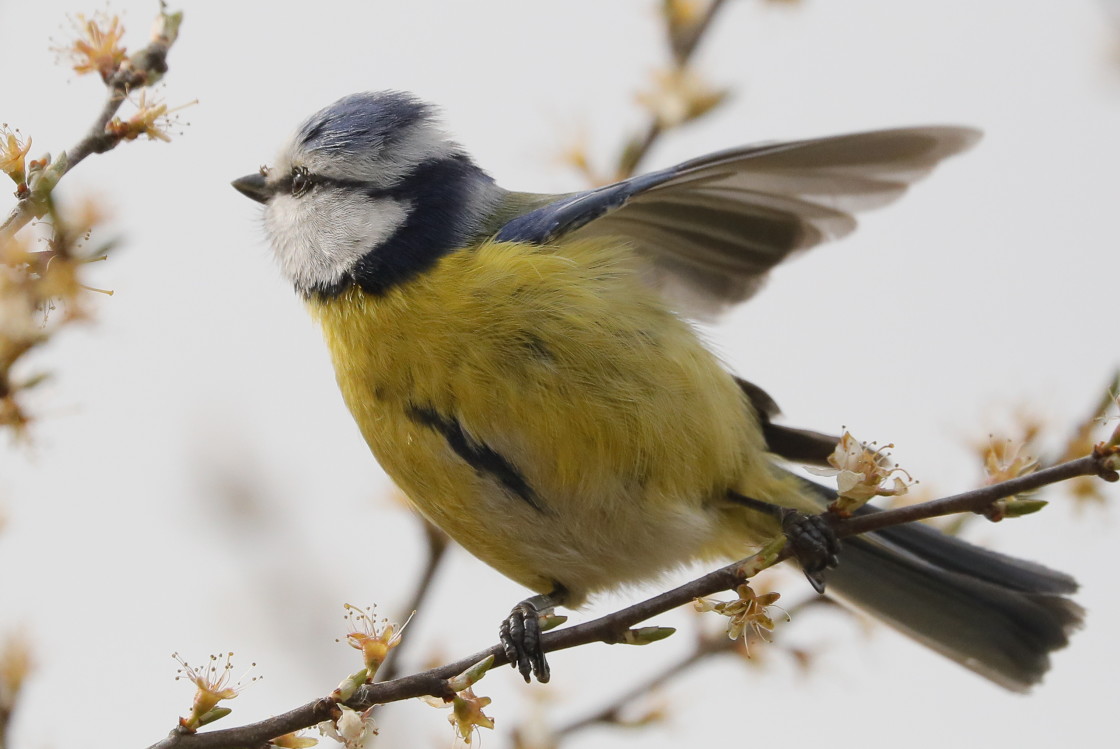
[726,491,842,592]
[499,587,566,683]
[780,509,841,593]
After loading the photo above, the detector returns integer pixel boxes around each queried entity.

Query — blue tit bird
[233,91,1081,690]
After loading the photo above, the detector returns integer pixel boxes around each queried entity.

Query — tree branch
[0,10,181,242]
[142,449,1116,749]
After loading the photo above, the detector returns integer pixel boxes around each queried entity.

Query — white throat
[265,187,410,293]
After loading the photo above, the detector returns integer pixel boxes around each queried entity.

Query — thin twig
[669,0,730,64]
[550,622,760,740]
[550,596,829,742]
[0,20,179,241]
[0,706,10,749]
[835,455,1112,537]
[614,0,731,180]
[377,519,449,683]
[552,639,722,739]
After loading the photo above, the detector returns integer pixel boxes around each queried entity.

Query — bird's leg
[726,490,840,593]
[500,585,567,683]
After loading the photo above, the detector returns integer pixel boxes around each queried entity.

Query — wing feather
[497,126,980,317]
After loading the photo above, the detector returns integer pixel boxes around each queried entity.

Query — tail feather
[832,532,1082,692]
[874,517,1077,595]
[794,476,1083,691]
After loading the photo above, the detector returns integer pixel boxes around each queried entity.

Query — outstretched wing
[496,126,980,317]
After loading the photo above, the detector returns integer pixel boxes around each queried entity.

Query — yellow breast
[307,238,788,601]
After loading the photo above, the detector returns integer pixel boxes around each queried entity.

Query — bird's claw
[781,510,841,593]
[500,601,550,683]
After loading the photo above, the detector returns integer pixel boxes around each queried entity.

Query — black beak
[232,173,271,204]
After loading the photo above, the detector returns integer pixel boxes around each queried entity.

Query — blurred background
[1,1,1118,747]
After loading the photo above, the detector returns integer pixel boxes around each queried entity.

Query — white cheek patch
[265,188,410,293]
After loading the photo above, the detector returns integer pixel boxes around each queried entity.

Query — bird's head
[233,91,501,297]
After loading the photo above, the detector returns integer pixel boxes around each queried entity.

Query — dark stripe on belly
[406,405,543,512]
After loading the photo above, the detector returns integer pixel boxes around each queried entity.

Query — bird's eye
[290,166,312,197]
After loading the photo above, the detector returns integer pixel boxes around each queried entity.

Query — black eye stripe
[276,168,392,198]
